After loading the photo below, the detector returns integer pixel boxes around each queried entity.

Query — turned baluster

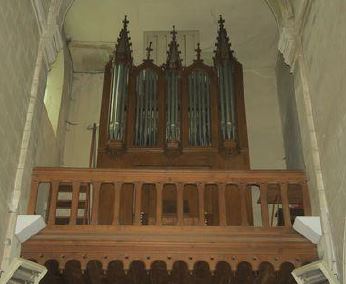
[112,182,121,225]
[134,182,143,225]
[218,183,227,226]
[156,183,163,225]
[198,183,205,226]
[301,181,312,216]
[240,183,249,226]
[27,180,39,215]
[177,183,184,225]
[280,183,291,227]
[91,182,101,225]
[259,183,270,227]
[47,181,59,225]
[70,182,81,225]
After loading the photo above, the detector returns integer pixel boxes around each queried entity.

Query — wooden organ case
[97,16,252,225]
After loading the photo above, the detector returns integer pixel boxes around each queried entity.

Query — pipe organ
[98,16,249,170]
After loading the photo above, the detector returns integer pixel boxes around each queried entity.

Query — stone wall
[0,0,73,269]
[294,0,346,278]
[0,0,41,264]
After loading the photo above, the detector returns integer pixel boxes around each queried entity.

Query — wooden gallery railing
[22,167,318,271]
[27,168,311,228]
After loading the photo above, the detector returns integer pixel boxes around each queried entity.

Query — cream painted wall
[292,0,346,278]
[63,73,104,167]
[64,0,278,71]
[244,67,286,170]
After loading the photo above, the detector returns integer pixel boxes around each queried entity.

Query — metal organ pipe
[109,63,129,141]
[188,71,211,146]
[217,61,236,141]
[135,69,158,146]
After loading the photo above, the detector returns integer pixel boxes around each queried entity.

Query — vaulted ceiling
[64,0,278,70]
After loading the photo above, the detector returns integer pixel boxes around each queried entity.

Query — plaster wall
[293,0,346,277]
[63,73,104,167]
[276,53,304,170]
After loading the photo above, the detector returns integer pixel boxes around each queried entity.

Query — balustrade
[28,167,311,228]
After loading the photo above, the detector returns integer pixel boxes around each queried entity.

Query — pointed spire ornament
[165,25,182,69]
[145,42,153,61]
[114,15,133,63]
[194,43,203,62]
[214,15,234,63]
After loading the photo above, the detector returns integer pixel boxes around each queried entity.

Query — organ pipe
[214,15,237,141]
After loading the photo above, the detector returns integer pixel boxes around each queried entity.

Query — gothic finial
[165,26,182,69]
[214,15,234,63]
[146,42,153,61]
[171,25,177,41]
[218,15,225,28]
[122,15,129,29]
[114,15,133,63]
[195,43,202,62]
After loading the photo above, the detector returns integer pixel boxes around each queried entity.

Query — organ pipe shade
[216,61,236,140]
[134,69,159,146]
[165,70,180,142]
[188,71,211,146]
[108,63,129,140]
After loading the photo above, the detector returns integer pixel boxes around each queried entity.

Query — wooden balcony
[22,167,317,278]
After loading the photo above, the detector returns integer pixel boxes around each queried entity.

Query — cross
[195,43,202,61]
[170,25,177,41]
[218,15,225,28]
[122,15,129,29]
[146,42,153,60]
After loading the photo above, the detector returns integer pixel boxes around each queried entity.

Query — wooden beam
[240,183,249,226]
[70,182,81,225]
[280,183,291,227]
[47,181,59,225]
[156,183,163,225]
[27,180,39,214]
[91,182,101,225]
[302,182,312,216]
[218,183,227,226]
[177,183,184,225]
[260,183,270,227]
[112,182,121,225]
[198,183,205,226]
[134,182,143,225]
